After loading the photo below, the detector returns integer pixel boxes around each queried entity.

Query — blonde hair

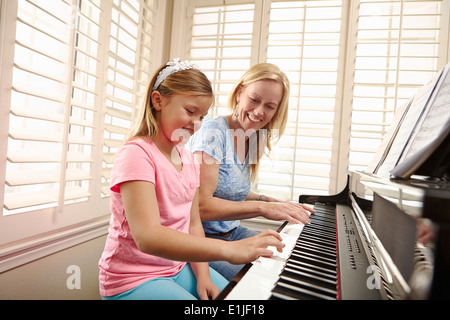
[227,63,290,180]
[126,63,214,141]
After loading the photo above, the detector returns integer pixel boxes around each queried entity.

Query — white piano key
[225,223,305,300]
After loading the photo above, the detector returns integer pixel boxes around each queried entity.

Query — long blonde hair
[126,63,214,141]
[227,63,290,180]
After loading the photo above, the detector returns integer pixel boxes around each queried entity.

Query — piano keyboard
[271,203,337,300]
[223,202,380,300]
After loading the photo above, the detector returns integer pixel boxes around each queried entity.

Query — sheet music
[391,66,450,178]
[399,65,450,161]
[370,65,448,178]
[367,100,411,175]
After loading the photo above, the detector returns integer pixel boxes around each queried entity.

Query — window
[350,0,446,175]
[263,0,344,199]
[0,0,165,268]
[173,0,450,200]
[187,1,257,116]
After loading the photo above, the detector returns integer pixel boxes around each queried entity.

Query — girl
[98,59,284,300]
[188,63,315,280]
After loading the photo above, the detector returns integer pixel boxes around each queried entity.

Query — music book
[367,63,450,180]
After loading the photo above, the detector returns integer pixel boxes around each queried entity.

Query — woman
[188,63,314,280]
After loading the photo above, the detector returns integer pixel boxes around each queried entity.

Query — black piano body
[218,170,450,300]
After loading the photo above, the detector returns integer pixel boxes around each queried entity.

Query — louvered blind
[258,0,344,200]
[349,0,445,173]
[188,1,256,116]
[179,0,449,202]
[4,0,101,213]
[3,0,161,216]
[101,0,159,196]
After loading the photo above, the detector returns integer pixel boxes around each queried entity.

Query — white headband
[152,58,198,91]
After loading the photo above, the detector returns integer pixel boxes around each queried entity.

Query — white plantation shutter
[102,0,159,196]
[186,1,258,116]
[349,0,447,173]
[175,0,450,202]
[4,0,101,213]
[0,0,165,252]
[258,0,344,200]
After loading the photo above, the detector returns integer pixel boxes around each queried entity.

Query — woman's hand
[224,229,285,265]
[261,200,314,225]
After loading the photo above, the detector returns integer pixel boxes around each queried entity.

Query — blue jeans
[102,264,228,300]
[205,226,258,281]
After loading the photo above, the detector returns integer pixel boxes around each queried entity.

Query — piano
[218,63,450,300]
[217,170,450,300]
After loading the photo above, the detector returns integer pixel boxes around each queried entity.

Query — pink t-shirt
[98,138,200,297]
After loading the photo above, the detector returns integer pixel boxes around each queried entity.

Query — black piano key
[269,202,339,300]
[295,240,336,256]
[310,215,335,223]
[289,252,336,271]
[298,234,336,248]
[273,276,337,300]
[305,227,335,238]
[301,229,335,241]
[303,223,335,234]
[311,214,335,223]
[291,248,336,266]
[271,284,324,300]
[285,260,337,280]
[280,268,337,292]
[292,244,336,260]
[304,221,335,232]
[271,283,327,300]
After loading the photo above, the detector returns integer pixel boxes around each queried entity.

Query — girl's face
[153,92,211,146]
[235,79,283,132]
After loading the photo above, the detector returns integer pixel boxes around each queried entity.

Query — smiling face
[234,79,283,132]
[152,92,211,147]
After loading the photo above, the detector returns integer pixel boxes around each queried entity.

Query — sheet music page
[367,99,411,174]
[374,67,446,178]
[398,66,450,161]
[390,65,450,178]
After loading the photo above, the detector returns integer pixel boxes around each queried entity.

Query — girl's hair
[227,63,290,180]
[126,63,214,141]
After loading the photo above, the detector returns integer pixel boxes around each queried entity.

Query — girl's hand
[224,229,285,265]
[196,278,221,300]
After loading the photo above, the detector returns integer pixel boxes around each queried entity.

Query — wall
[0,235,107,300]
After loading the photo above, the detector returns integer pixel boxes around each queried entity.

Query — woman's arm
[120,180,283,264]
[195,152,264,221]
[195,151,313,224]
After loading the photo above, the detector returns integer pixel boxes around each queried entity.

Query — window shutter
[3,0,161,212]
[257,0,344,200]
[4,0,102,213]
[101,0,159,196]
[349,0,446,174]
[187,1,257,116]
[179,0,449,202]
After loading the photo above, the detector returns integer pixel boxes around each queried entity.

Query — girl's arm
[120,180,283,264]
[189,190,221,300]
[195,151,313,224]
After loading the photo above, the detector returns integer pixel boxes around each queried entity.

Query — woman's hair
[227,63,290,180]
[126,63,214,141]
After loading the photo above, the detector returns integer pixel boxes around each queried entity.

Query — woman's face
[235,79,283,132]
